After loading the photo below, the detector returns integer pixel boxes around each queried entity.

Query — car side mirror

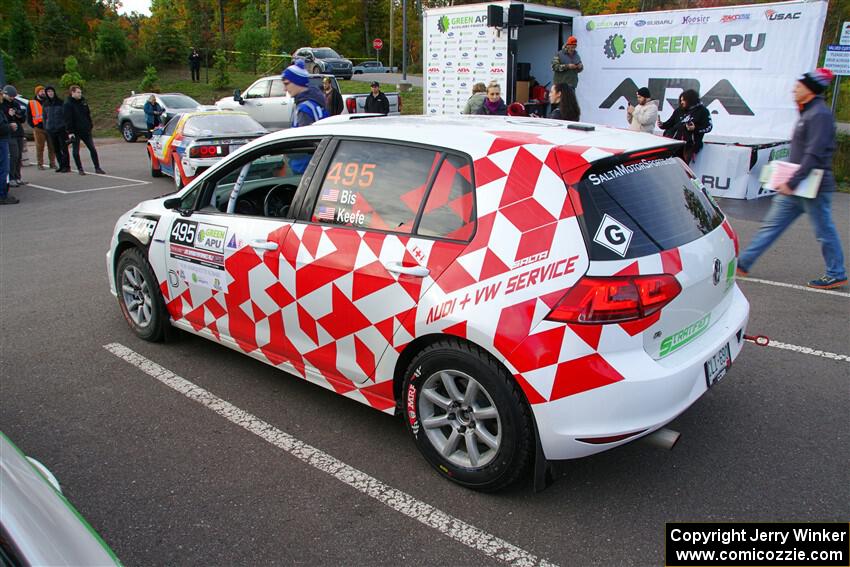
[152,127,164,136]
[233,89,243,104]
[164,197,181,210]
[305,54,314,61]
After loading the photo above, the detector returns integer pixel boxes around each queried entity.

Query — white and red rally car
[107,115,749,491]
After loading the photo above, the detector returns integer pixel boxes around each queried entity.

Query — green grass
[14,65,423,138]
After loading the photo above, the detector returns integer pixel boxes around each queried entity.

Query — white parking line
[103,342,557,567]
[737,276,850,298]
[760,340,850,363]
[27,179,150,194]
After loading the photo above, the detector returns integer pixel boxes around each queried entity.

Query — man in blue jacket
[281,60,327,174]
[737,68,846,289]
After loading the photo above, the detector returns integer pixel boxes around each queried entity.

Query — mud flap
[532,418,555,492]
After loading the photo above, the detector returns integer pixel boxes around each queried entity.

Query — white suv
[107,116,749,491]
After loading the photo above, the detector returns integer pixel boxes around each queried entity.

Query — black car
[293,47,353,80]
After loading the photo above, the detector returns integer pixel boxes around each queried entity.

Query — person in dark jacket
[322,77,344,116]
[657,89,712,164]
[1,85,26,187]
[547,83,580,121]
[282,61,327,174]
[476,82,507,116]
[0,100,18,204]
[143,94,164,133]
[364,81,390,115]
[43,85,70,172]
[63,85,105,175]
[282,60,328,128]
[28,85,56,170]
[189,48,202,82]
[737,68,846,290]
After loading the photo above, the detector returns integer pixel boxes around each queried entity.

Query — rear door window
[417,154,475,241]
[574,156,723,260]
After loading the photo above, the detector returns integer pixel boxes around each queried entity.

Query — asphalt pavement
[1,139,847,566]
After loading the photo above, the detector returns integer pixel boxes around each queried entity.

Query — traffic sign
[840,22,850,46]
[824,45,850,76]
[373,38,383,51]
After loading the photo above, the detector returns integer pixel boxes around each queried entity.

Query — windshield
[314,48,341,59]
[183,114,266,137]
[574,155,724,260]
[160,95,200,108]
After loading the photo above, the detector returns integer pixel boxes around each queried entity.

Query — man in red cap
[737,68,846,289]
[552,36,583,89]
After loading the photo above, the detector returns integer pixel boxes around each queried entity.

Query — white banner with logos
[574,0,827,139]
[423,8,508,116]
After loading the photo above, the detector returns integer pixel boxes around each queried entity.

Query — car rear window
[183,114,265,136]
[573,155,723,261]
[160,95,200,108]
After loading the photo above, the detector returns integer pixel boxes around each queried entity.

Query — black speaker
[487,5,504,27]
[508,4,524,27]
[516,63,531,81]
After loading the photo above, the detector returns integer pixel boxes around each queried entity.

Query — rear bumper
[532,285,750,460]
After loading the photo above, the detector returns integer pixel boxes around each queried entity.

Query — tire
[148,147,163,177]
[402,339,534,491]
[172,152,184,190]
[121,121,137,143]
[116,248,171,342]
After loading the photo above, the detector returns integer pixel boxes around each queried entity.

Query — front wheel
[116,248,171,342]
[403,339,534,491]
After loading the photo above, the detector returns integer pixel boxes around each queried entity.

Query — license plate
[704,343,731,388]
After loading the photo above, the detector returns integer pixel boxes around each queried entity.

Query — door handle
[385,262,429,277]
[249,239,278,251]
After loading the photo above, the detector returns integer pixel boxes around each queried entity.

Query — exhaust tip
[642,427,680,450]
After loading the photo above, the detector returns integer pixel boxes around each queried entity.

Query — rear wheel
[148,147,163,177]
[172,152,184,190]
[121,121,137,143]
[403,339,534,491]
[116,248,171,342]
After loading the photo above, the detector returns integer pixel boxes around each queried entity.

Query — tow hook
[743,334,770,347]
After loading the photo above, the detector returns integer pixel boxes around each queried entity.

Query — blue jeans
[738,192,847,280]
[0,140,9,199]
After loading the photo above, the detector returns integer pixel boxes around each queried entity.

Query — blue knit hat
[283,59,310,87]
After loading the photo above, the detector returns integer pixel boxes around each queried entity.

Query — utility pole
[402,0,407,80]
[389,0,394,70]
[266,0,270,27]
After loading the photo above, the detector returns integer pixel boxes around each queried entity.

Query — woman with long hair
[548,83,580,121]
[657,88,712,163]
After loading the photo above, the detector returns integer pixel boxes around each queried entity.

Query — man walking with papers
[737,68,846,290]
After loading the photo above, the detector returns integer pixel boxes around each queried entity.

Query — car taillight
[546,274,681,324]
[346,98,357,114]
[722,219,739,256]
[189,145,224,158]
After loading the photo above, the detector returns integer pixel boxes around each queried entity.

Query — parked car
[293,47,353,80]
[352,60,398,74]
[214,74,400,131]
[147,110,267,190]
[0,432,119,565]
[107,115,748,492]
[117,92,205,143]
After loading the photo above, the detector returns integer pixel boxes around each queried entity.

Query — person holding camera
[1,85,27,187]
[63,85,105,175]
[658,89,711,164]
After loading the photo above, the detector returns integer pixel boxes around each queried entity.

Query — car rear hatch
[557,147,738,360]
